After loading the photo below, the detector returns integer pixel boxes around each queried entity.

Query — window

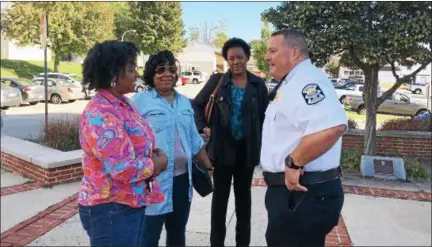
[345,83,355,90]
[344,71,349,76]
[193,72,200,76]
[358,86,364,92]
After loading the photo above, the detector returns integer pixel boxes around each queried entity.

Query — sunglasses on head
[155,65,177,75]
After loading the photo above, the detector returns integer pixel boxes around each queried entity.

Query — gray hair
[271,30,309,58]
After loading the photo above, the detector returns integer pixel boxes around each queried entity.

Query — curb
[0,182,41,197]
[0,193,78,246]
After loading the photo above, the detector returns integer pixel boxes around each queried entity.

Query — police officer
[261,30,348,247]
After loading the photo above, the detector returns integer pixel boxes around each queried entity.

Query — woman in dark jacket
[192,38,269,247]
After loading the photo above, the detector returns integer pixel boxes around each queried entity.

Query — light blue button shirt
[131,89,205,216]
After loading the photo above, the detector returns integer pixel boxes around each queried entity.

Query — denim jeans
[79,202,146,247]
[142,173,191,247]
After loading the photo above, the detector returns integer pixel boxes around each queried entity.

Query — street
[1,83,206,139]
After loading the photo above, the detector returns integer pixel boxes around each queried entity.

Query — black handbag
[192,159,213,197]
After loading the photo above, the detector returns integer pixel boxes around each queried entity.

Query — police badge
[301,83,325,105]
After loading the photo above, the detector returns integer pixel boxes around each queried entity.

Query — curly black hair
[82,40,139,90]
[142,50,180,88]
[221,37,251,60]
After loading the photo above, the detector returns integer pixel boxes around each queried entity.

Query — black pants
[210,141,255,247]
[265,178,344,247]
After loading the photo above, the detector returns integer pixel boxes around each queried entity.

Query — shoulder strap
[205,73,225,124]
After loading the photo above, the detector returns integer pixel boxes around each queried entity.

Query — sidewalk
[1,167,431,246]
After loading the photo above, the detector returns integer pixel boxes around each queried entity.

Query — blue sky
[181,1,280,43]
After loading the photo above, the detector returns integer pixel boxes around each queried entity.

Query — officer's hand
[284,167,308,192]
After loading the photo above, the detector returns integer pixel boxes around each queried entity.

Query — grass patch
[25,117,80,152]
[341,149,431,180]
[0,59,82,81]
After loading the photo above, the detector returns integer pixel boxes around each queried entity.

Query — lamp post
[121,29,137,41]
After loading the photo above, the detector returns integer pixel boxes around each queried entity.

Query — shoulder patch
[301,83,325,105]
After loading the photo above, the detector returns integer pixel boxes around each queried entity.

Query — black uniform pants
[265,178,344,247]
[210,141,255,247]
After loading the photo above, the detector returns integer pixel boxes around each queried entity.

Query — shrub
[340,149,431,180]
[340,149,362,173]
[37,117,80,152]
[347,118,358,129]
[404,157,431,180]
[379,118,431,132]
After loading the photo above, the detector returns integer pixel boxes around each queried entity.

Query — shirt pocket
[145,110,169,133]
[178,109,193,130]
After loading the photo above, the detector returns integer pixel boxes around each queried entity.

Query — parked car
[0,83,22,109]
[348,75,364,84]
[181,76,190,85]
[347,92,430,117]
[35,73,95,99]
[180,71,205,84]
[1,78,44,105]
[414,111,431,120]
[32,78,85,104]
[408,82,428,95]
[334,82,382,104]
[135,78,147,92]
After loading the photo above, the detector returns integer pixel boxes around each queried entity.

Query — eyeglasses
[155,65,177,75]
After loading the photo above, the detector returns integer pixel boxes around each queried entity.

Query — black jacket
[192,70,269,168]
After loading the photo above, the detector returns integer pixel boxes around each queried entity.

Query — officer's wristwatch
[285,155,302,170]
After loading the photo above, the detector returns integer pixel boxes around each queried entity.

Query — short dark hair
[142,50,179,88]
[222,38,251,60]
[271,30,309,58]
[82,40,139,90]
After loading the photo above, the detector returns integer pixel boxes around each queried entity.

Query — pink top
[78,89,164,208]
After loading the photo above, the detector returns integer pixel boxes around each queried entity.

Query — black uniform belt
[263,167,342,186]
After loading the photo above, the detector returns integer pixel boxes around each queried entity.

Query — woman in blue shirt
[131,50,213,247]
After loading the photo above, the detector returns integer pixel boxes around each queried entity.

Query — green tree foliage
[250,22,272,80]
[1,2,114,72]
[130,2,186,55]
[263,1,432,155]
[108,2,134,41]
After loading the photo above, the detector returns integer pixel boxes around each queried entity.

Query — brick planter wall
[343,130,432,159]
[0,152,82,187]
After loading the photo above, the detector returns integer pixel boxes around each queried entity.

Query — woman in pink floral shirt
[78,40,168,247]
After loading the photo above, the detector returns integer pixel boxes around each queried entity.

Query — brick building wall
[342,130,431,159]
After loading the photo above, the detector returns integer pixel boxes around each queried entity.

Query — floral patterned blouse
[78,89,164,208]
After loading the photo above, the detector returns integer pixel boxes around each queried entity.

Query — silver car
[35,72,95,99]
[0,83,22,109]
[347,92,430,117]
[32,78,85,104]
[1,78,45,105]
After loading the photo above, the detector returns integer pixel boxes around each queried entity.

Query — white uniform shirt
[260,59,348,173]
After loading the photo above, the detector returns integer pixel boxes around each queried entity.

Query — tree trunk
[363,65,380,156]
[53,53,60,72]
